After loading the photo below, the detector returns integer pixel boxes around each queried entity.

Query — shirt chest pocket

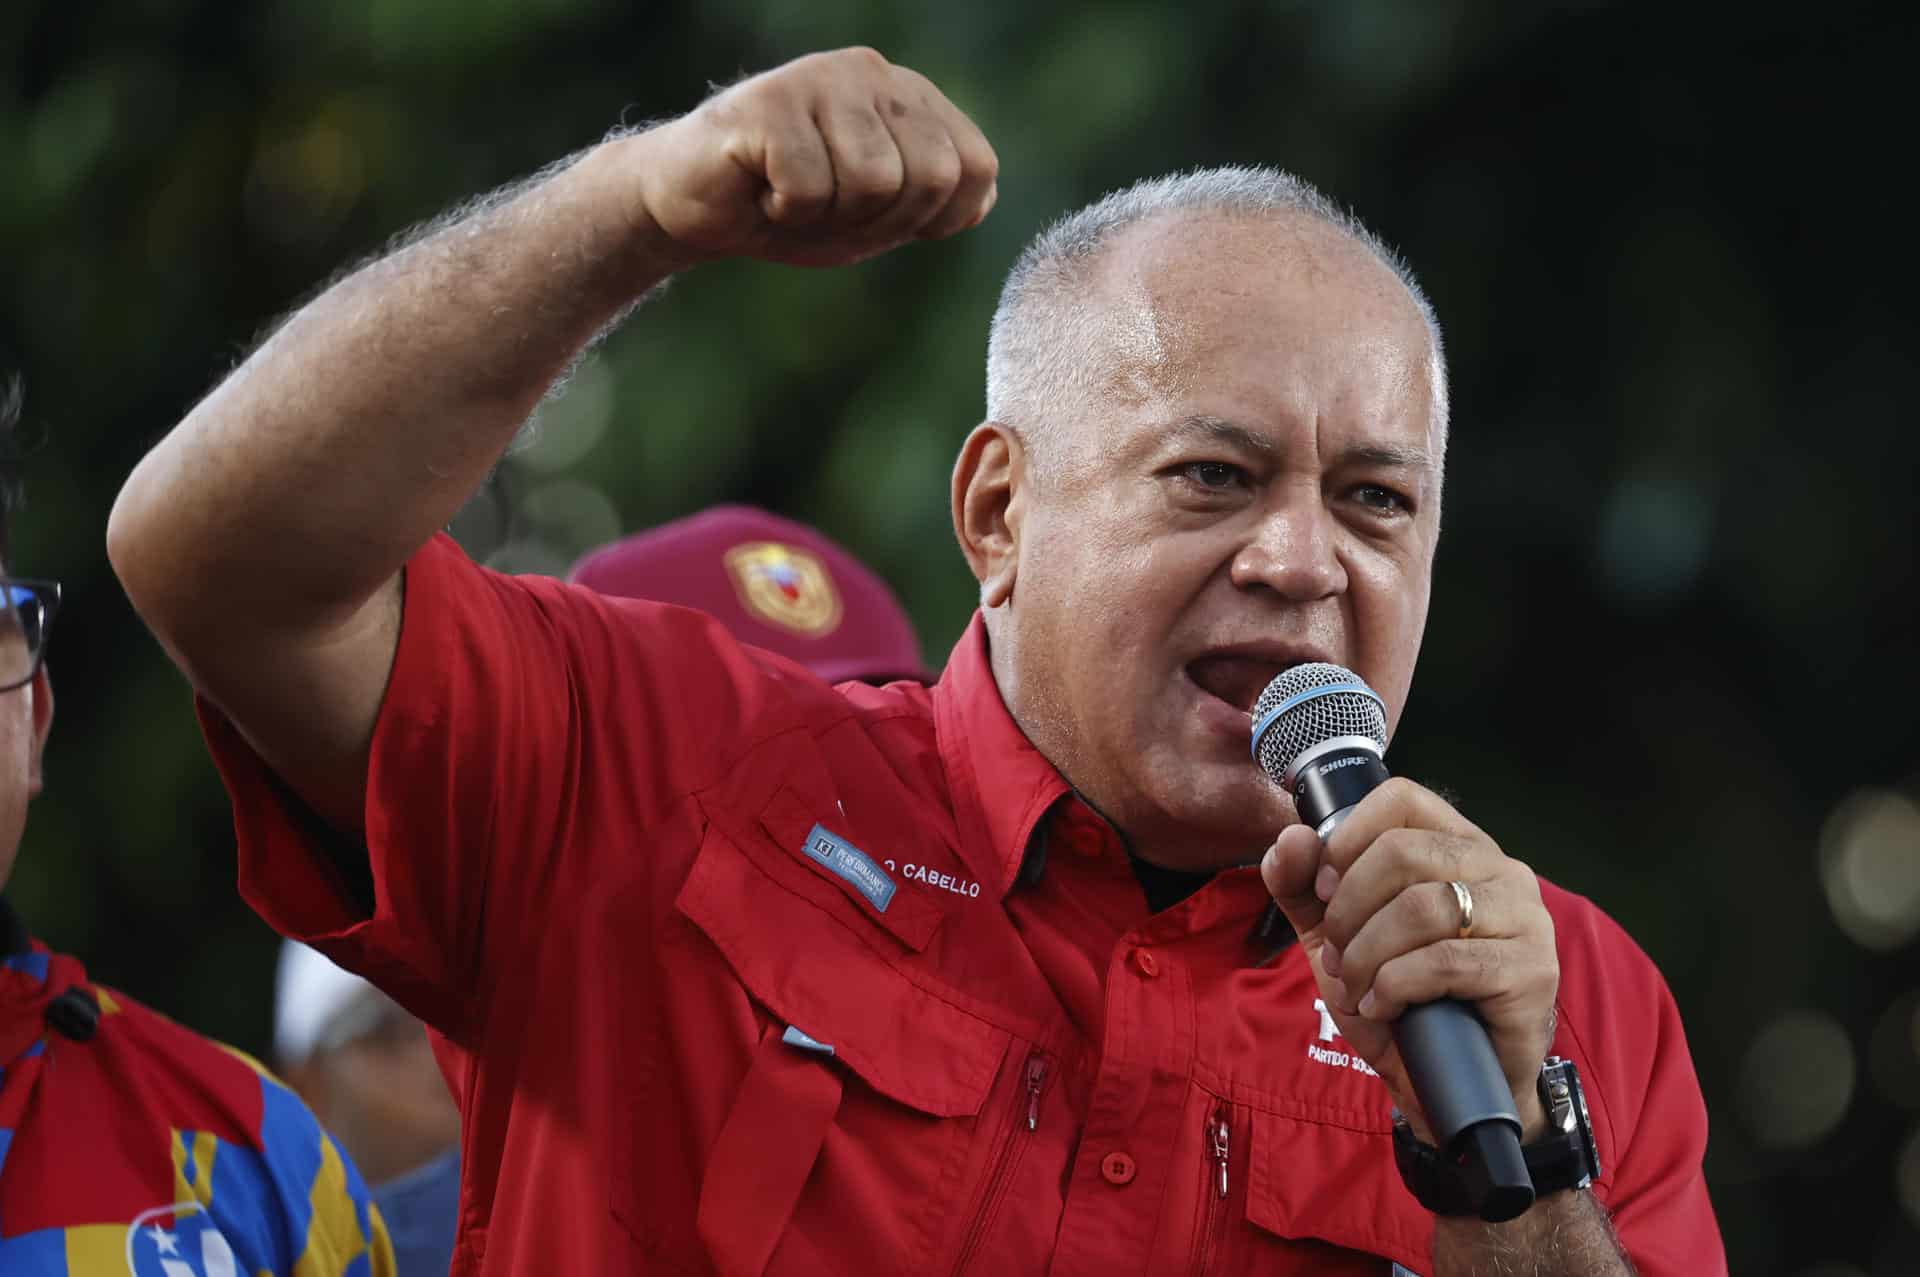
[1222,1104,1435,1275]
[613,815,1018,1277]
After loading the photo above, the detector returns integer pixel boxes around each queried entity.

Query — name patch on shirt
[801,824,896,913]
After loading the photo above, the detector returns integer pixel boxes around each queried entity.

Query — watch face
[1553,1069,1579,1133]
[1542,1057,1602,1185]
[1573,1080,1601,1182]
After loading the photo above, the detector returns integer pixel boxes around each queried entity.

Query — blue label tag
[801,824,896,913]
[782,1025,836,1056]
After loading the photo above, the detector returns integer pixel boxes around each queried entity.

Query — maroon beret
[567,505,931,685]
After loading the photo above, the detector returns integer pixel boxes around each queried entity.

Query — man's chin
[1149,768,1300,855]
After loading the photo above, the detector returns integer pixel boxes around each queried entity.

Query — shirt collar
[0,898,92,1063]
[931,613,1072,901]
[928,619,1296,956]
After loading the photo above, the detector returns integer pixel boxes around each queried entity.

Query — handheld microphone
[1251,663,1533,1223]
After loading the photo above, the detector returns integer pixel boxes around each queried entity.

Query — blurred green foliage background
[5,2,1917,1272]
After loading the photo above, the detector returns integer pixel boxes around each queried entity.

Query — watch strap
[1392,1057,1600,1217]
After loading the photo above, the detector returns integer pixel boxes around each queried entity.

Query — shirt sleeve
[199,532,804,1037]
[1551,892,1727,1275]
[1610,977,1725,1275]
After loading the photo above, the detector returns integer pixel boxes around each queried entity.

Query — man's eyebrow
[1167,414,1276,455]
[1163,418,1438,474]
[1334,443,1438,472]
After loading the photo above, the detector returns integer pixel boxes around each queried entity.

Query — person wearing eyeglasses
[0,382,397,1276]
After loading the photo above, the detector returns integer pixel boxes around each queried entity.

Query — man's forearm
[1434,1189,1635,1276]
[106,49,998,829]
[109,131,672,638]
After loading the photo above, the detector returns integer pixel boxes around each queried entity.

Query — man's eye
[1352,484,1412,516]
[1179,461,1248,490]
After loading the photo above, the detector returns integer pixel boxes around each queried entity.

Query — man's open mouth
[1184,654,1293,716]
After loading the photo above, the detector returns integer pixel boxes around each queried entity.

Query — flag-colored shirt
[0,902,395,1277]
[201,532,1724,1276]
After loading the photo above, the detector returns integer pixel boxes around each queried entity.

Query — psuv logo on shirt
[1305,997,1379,1078]
[127,1202,238,1277]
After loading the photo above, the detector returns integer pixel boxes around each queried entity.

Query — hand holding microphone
[1252,664,1561,1222]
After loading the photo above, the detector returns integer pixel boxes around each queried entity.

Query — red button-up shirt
[202,534,1724,1276]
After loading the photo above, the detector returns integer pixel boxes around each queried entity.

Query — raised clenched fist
[622,47,999,269]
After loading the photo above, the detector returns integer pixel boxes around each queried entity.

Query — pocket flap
[749,785,948,952]
[1246,1107,1432,1271]
[676,824,1006,1118]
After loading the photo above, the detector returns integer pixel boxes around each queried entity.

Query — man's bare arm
[1435,1190,1636,1276]
[107,48,996,833]
[111,143,653,832]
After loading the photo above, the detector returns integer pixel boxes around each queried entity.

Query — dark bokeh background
[5,2,1917,1272]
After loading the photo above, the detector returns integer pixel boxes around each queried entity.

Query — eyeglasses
[0,578,59,693]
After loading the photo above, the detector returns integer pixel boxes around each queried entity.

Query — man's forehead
[1073,211,1439,422]
[1093,208,1408,310]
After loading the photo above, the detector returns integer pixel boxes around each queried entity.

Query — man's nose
[1228,492,1347,601]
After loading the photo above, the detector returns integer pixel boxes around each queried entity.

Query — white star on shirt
[145,1223,180,1256]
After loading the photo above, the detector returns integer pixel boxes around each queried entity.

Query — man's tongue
[1187,655,1284,715]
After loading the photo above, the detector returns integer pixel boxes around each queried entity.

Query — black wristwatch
[1392,1057,1601,1217]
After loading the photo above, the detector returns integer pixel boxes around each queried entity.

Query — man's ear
[26,664,52,799]
[951,422,1028,608]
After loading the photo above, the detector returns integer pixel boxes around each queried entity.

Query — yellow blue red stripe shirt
[0,911,396,1277]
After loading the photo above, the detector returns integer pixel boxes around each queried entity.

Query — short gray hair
[985,165,1448,459]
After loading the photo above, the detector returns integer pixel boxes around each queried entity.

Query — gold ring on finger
[1449,879,1475,939]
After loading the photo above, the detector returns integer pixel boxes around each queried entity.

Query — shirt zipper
[1190,1104,1231,1276]
[951,1052,1048,1276]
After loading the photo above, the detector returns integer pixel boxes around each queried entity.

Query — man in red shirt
[108,48,1724,1276]
[267,501,934,1275]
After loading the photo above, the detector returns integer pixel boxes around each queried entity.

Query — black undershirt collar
[1015,798,1295,954]
[1126,853,1218,914]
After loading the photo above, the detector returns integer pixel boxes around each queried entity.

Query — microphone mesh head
[1250,662,1388,784]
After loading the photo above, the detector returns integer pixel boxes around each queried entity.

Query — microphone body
[1254,670,1534,1222]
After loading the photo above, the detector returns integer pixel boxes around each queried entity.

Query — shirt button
[1132,948,1160,979]
[1100,1151,1137,1186]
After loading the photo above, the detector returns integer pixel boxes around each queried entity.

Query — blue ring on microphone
[1248,682,1385,760]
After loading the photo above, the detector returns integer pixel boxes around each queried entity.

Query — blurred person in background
[109,48,1721,1277]
[275,941,460,1277]
[0,381,395,1275]
[271,502,928,1276]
